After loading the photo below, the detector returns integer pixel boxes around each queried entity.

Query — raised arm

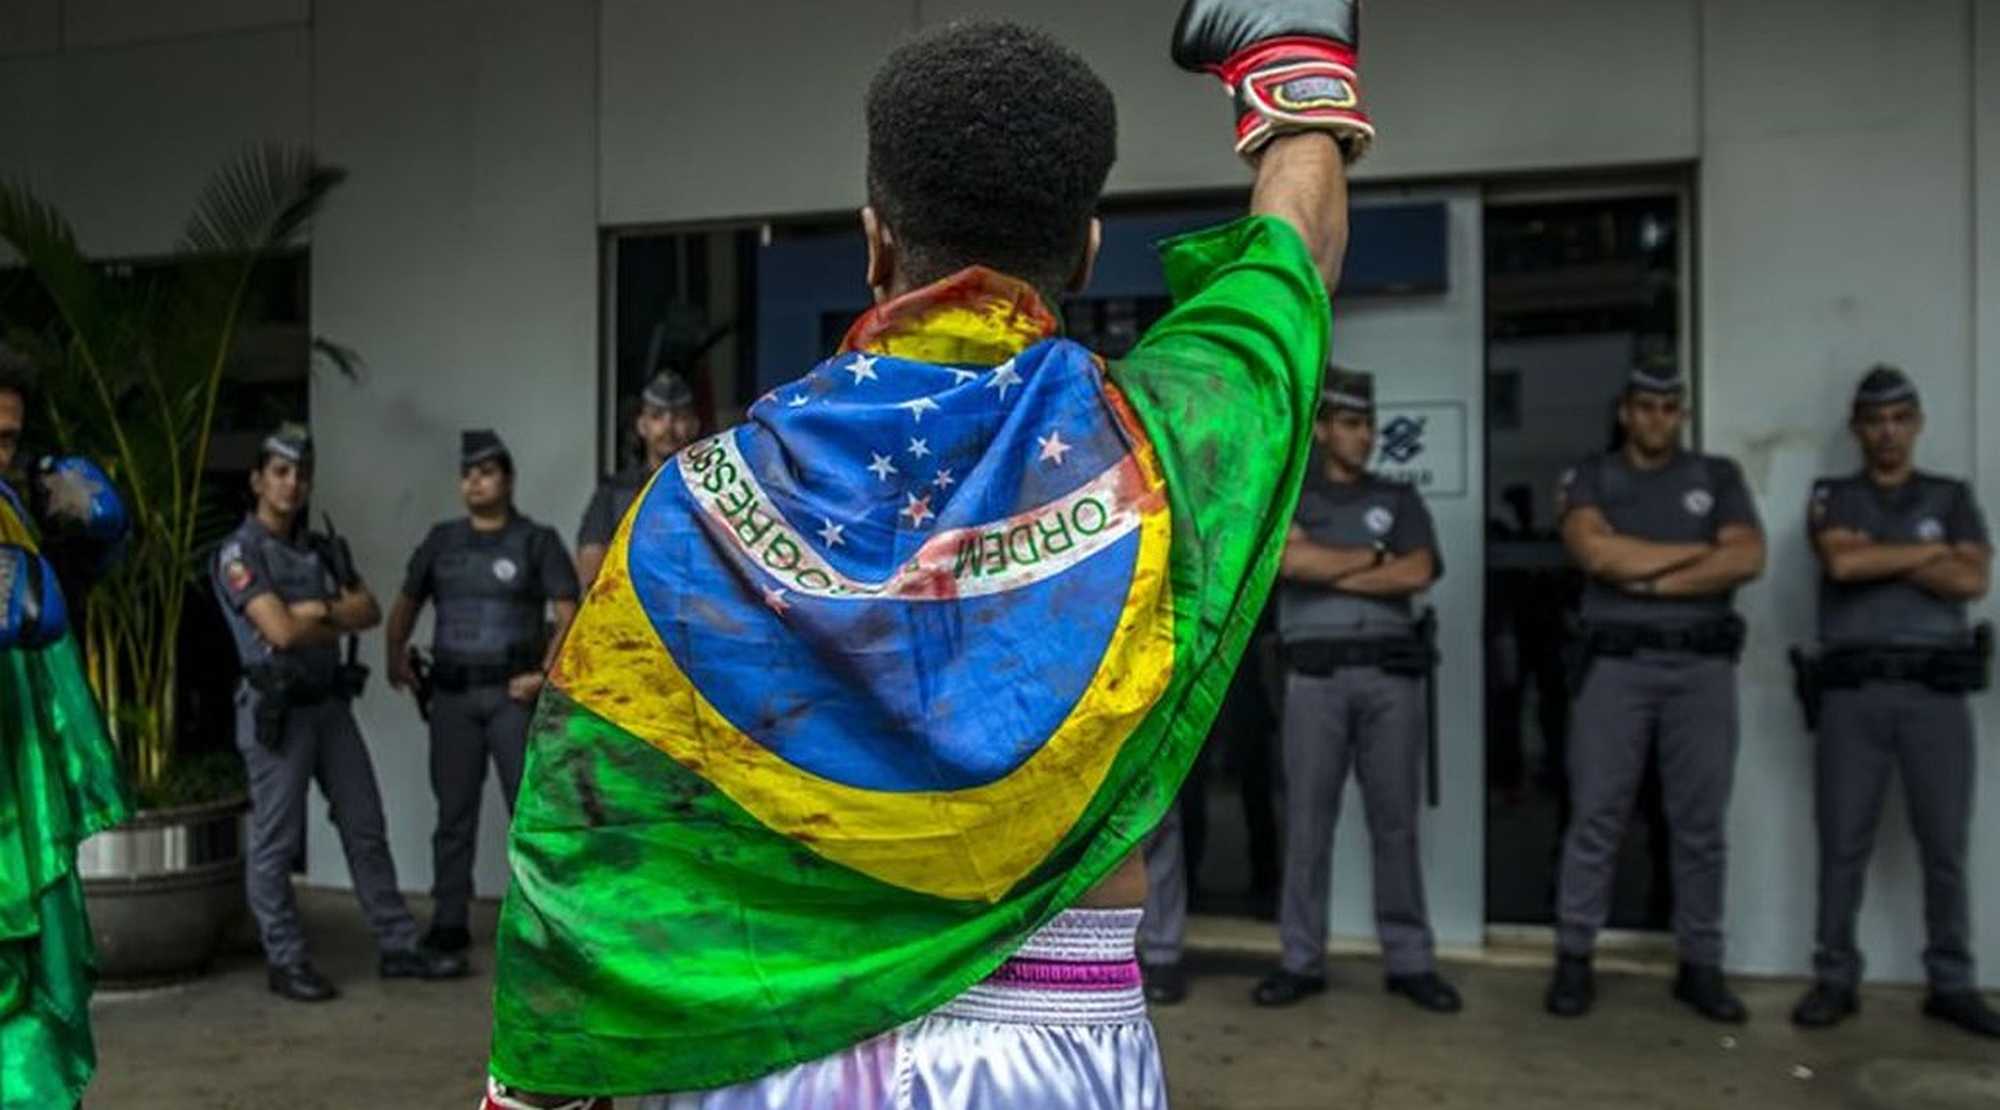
[1253,135,1349,292]
[1177,0,1369,292]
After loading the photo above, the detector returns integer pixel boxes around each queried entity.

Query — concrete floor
[90,886,2000,1110]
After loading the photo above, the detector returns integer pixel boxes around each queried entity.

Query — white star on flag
[867,452,898,481]
[933,467,956,490]
[786,394,811,407]
[986,359,1023,401]
[899,396,941,423]
[763,586,791,613]
[817,519,846,548]
[947,368,980,384]
[907,437,931,459]
[846,354,880,384]
[1037,430,1073,466]
[900,492,935,528]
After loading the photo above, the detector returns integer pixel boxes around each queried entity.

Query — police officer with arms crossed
[213,424,467,1002]
[1791,366,2000,1038]
[1252,369,1461,1015]
[1546,362,1765,1023]
[575,371,702,589]
[386,430,581,953]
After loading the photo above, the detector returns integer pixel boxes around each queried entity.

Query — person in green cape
[0,357,132,1108]
[489,2,1374,1106]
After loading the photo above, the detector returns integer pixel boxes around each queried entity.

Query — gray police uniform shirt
[212,515,341,686]
[577,463,655,550]
[1811,472,1990,647]
[1278,471,1441,643]
[1560,450,1761,626]
[403,514,579,669]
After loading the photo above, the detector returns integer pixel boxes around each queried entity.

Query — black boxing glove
[1173,0,1374,163]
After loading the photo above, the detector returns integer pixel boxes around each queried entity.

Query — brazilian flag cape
[0,480,129,1109]
[492,216,1330,1094]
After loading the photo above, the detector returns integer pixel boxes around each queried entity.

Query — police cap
[1852,364,1919,411]
[1320,367,1375,414]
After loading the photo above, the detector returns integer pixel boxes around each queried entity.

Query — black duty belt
[1285,635,1436,678]
[431,660,525,692]
[1581,615,1745,660]
[1818,626,1992,694]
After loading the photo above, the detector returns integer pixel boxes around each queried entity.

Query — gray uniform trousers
[1556,653,1736,965]
[1139,802,1187,967]
[428,684,531,930]
[1278,667,1436,977]
[1813,682,1976,990]
[235,690,422,967]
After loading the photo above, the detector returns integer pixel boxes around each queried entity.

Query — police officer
[212,424,466,1002]
[1251,370,1460,1014]
[385,430,581,953]
[576,370,702,588]
[1545,362,1765,1023]
[1791,366,1999,1038]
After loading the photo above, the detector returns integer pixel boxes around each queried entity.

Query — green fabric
[490,214,1329,1096]
[0,633,130,1109]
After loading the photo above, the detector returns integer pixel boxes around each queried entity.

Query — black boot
[1141,961,1188,1006]
[1544,953,1593,1018]
[1386,972,1463,1014]
[380,945,470,980]
[267,961,339,1003]
[1922,990,2000,1039]
[1251,969,1327,1008]
[1791,981,1858,1029]
[1672,963,1747,1024]
[422,923,472,953]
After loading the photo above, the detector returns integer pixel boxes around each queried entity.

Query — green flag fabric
[1,487,130,1108]
[491,215,1330,1095]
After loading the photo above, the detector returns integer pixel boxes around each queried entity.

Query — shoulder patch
[220,541,255,593]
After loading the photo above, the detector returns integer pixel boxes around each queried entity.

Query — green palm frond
[0,143,349,794]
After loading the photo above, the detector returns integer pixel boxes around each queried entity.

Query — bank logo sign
[1371,401,1467,498]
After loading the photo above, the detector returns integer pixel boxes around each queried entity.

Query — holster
[243,660,331,751]
[1787,646,1824,732]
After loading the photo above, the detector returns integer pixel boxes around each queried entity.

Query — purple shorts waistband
[985,957,1143,991]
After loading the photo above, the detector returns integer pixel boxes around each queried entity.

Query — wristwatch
[1371,540,1390,566]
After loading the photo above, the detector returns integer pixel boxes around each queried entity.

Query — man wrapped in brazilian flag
[0,361,131,1109]
[489,2,1374,1106]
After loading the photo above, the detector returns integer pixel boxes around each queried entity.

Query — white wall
[304,0,600,900]
[597,0,915,225]
[598,0,1697,226]
[1700,0,1992,985]
[0,19,310,257]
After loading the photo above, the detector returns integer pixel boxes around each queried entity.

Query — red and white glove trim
[482,1076,608,1110]
[1209,37,1374,163]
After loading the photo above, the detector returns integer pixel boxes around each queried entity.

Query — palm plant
[0,145,347,803]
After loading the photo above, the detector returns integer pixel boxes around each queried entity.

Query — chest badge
[1683,489,1714,517]
[1915,517,1945,542]
[1364,506,1396,536]
[492,557,520,583]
